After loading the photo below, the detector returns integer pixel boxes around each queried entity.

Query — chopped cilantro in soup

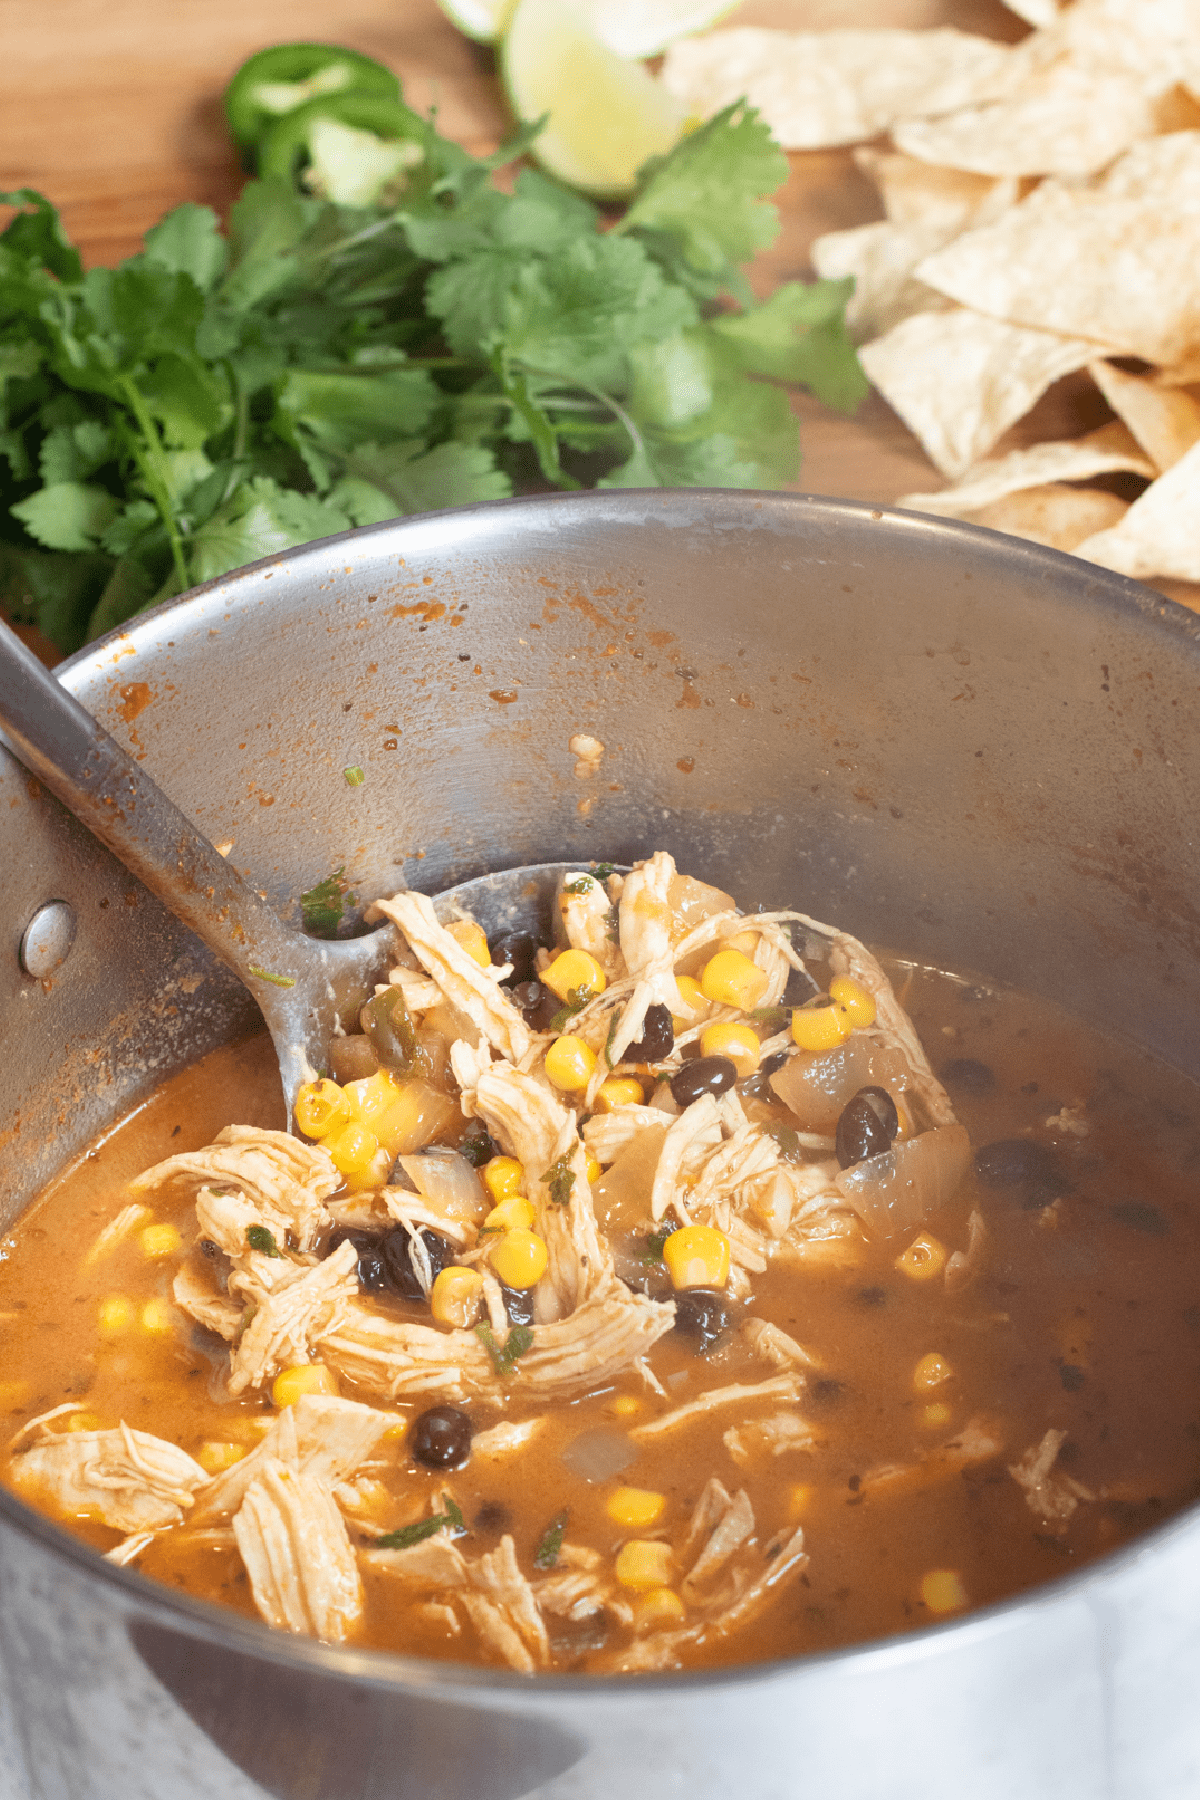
[3,854,1199,1672]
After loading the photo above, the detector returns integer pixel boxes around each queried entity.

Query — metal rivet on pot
[20,902,77,979]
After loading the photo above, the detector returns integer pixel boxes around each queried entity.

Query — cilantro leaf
[711,281,868,414]
[300,866,353,937]
[10,482,120,552]
[0,541,111,656]
[373,1496,466,1551]
[142,203,229,292]
[543,1157,576,1207]
[335,439,511,515]
[475,1321,533,1376]
[534,1509,569,1570]
[186,477,352,585]
[246,1224,281,1257]
[0,189,83,284]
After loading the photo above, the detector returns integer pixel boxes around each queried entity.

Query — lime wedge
[435,0,518,44]
[502,0,684,198]
[570,0,741,60]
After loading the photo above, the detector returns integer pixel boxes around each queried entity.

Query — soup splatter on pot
[2,853,1198,1672]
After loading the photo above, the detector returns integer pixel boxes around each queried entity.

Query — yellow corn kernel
[484,1195,536,1233]
[430,1266,484,1328]
[608,1394,640,1419]
[700,948,768,1011]
[724,929,760,955]
[673,975,710,1024]
[542,948,607,1003]
[97,1295,134,1337]
[585,1156,602,1185]
[922,1402,953,1429]
[633,1586,686,1630]
[197,1441,247,1475]
[384,1419,408,1440]
[294,1077,351,1141]
[140,1222,183,1259]
[597,1077,644,1112]
[606,1486,666,1529]
[662,1224,730,1291]
[894,1232,947,1281]
[343,1067,403,1127]
[700,1021,761,1077]
[326,1119,381,1177]
[483,1156,525,1204]
[488,1226,549,1289]
[272,1362,339,1407]
[791,1004,852,1052]
[66,1411,103,1433]
[921,1569,968,1614]
[141,1298,175,1334]
[829,975,876,1030]
[615,1539,674,1591]
[545,1035,597,1092]
[446,919,491,966]
[340,1146,391,1192]
[787,1483,815,1522]
[913,1352,953,1392]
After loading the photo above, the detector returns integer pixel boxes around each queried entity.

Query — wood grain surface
[2,0,1195,656]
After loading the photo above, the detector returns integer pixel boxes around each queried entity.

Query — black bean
[835,1086,899,1169]
[512,980,560,1030]
[329,1226,389,1293]
[974,1138,1069,1206]
[500,1281,535,1327]
[490,932,538,985]
[199,1238,222,1261]
[1111,1200,1169,1237]
[625,1003,674,1063]
[761,1049,790,1077]
[410,1405,473,1470]
[941,1057,996,1095]
[784,965,821,1007]
[672,1287,733,1353]
[381,1226,453,1301]
[670,1055,737,1109]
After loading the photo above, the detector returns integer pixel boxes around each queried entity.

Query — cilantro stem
[117,376,189,592]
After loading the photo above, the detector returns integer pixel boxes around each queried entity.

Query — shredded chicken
[649,1095,725,1223]
[581,1104,668,1165]
[724,1411,817,1468]
[1009,1428,1094,1525]
[82,1203,151,1267]
[363,1531,549,1671]
[371,892,530,1063]
[227,1238,359,1394]
[172,1257,243,1341]
[604,853,685,1076]
[945,1207,988,1292]
[741,1319,822,1371]
[559,871,623,976]
[680,1479,755,1600]
[131,1126,338,1253]
[11,1422,208,1533]
[195,1394,402,1523]
[472,1419,544,1457]
[232,1458,363,1643]
[630,1375,803,1442]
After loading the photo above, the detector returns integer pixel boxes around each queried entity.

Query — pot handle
[0,618,301,984]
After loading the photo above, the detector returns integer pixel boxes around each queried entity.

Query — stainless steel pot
[2,490,1199,1800]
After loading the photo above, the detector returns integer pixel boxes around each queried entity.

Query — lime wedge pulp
[502,0,684,198]
[436,0,737,55]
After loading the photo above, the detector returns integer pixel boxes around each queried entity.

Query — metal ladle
[0,617,558,1120]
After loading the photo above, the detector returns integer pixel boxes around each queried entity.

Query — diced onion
[561,1427,639,1484]
[770,1038,910,1132]
[834,1125,971,1238]
[594,1124,669,1233]
[397,1149,488,1225]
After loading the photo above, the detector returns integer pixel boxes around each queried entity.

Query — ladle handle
[0,619,302,987]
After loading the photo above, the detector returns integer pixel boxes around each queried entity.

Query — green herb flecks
[475,1321,533,1377]
[372,1495,466,1551]
[563,876,595,896]
[764,1123,802,1163]
[604,1015,620,1069]
[0,87,862,655]
[543,1157,575,1207]
[590,862,616,882]
[343,765,365,787]
[299,866,354,938]
[750,1006,789,1027]
[642,1224,676,1265]
[248,965,296,988]
[247,1224,281,1257]
[533,1508,569,1570]
[549,984,590,1033]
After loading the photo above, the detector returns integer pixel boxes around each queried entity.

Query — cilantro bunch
[0,101,864,654]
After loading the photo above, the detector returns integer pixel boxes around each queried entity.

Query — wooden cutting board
[2,0,1194,641]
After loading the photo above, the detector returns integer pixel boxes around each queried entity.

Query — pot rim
[13,486,1200,1699]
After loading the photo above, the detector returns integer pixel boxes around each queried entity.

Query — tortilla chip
[892,71,1162,178]
[1156,356,1200,388]
[1088,361,1200,472]
[659,28,1018,150]
[1012,0,1200,90]
[811,221,953,342]
[916,134,1200,365]
[859,308,1100,479]
[1001,0,1062,24]
[897,421,1154,516]
[967,484,1130,552]
[1073,439,1200,581]
[854,149,1020,233]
